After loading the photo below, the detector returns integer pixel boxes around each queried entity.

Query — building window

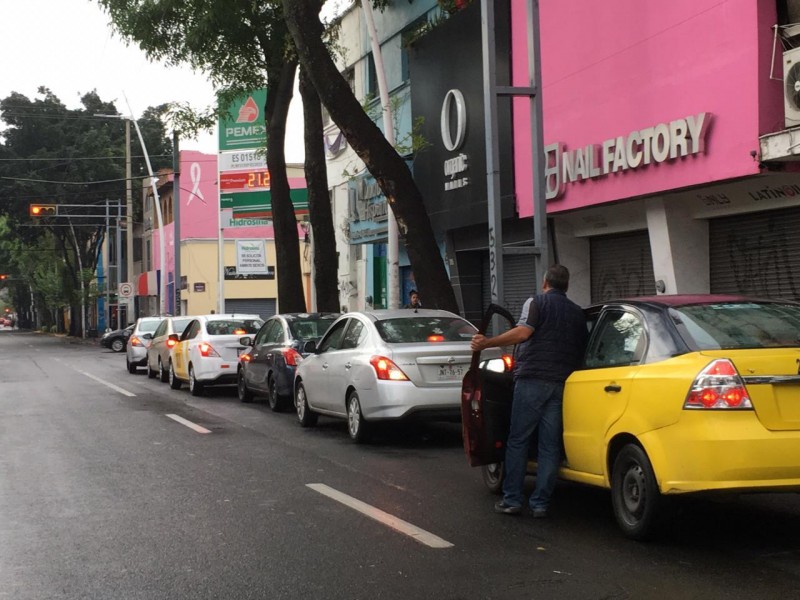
[366,53,378,98]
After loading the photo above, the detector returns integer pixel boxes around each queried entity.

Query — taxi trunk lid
[702,349,800,431]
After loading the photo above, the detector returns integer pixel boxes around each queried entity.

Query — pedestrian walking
[470,264,587,518]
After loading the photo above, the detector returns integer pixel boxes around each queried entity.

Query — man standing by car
[470,264,587,518]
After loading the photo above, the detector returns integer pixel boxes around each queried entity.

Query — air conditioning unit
[784,46,800,127]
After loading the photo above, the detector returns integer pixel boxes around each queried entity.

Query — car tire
[147,361,157,378]
[482,463,504,494]
[127,358,137,374]
[111,338,125,353]
[346,390,369,444]
[158,359,169,383]
[168,361,182,390]
[268,376,282,412]
[295,381,318,427]
[611,444,662,541]
[189,365,204,397]
[238,369,254,403]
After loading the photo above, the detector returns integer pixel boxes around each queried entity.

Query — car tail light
[427,334,445,342]
[282,348,303,366]
[130,336,143,347]
[239,351,252,363]
[198,342,220,358]
[684,359,753,409]
[370,355,409,381]
[233,328,246,335]
[166,338,177,349]
[501,354,514,372]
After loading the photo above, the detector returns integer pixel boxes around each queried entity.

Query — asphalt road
[1,328,800,599]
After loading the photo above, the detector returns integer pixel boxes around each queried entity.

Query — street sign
[218,89,268,152]
[119,282,133,298]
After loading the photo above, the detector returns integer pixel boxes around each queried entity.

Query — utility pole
[68,220,86,339]
[173,132,181,316]
[105,199,111,330]
[125,120,133,324]
[116,199,123,329]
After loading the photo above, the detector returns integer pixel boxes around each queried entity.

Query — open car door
[460,304,516,467]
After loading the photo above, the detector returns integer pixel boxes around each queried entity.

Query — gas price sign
[219,169,271,192]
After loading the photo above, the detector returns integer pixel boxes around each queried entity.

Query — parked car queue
[115,295,800,541]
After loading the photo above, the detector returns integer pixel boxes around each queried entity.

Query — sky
[0,0,306,161]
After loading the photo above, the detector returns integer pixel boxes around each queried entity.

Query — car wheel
[111,338,125,353]
[346,390,369,443]
[268,376,283,412]
[189,365,204,397]
[238,369,254,403]
[611,444,662,541]
[295,381,318,427]
[482,463,504,494]
[168,361,182,390]
[147,361,157,379]
[158,359,168,383]
[127,358,137,374]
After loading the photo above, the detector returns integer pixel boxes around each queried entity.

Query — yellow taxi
[462,296,800,539]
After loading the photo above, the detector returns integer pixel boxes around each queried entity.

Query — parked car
[168,314,264,396]
[294,309,498,443]
[101,324,134,352]
[146,316,194,381]
[462,296,800,540]
[238,312,339,410]
[125,317,164,373]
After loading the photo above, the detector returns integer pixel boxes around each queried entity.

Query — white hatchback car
[126,317,164,374]
[294,309,498,442]
[168,314,264,396]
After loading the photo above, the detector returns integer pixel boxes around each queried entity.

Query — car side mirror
[142,333,153,340]
[168,333,179,342]
[303,340,317,354]
[123,330,131,337]
[240,336,253,347]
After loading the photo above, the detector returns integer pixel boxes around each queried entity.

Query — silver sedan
[294,309,498,443]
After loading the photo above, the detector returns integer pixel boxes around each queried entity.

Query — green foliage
[50,325,58,333]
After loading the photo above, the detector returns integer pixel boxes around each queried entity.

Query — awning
[137,270,159,296]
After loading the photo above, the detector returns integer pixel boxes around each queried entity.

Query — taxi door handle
[604,384,622,393]
[322,363,329,369]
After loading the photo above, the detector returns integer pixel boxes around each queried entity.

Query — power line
[0,154,171,162]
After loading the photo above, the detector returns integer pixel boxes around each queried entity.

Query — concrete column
[553,219,591,307]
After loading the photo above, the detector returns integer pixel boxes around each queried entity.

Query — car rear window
[672,302,800,349]
[374,316,477,343]
[206,319,264,336]
[289,317,338,340]
[138,320,161,333]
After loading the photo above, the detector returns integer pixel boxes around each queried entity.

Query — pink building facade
[504,0,800,307]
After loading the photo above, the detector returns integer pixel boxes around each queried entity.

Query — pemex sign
[218,89,268,152]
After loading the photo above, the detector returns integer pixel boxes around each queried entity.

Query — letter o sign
[440,89,467,152]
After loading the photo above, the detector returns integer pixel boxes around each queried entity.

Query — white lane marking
[166,414,211,434]
[306,483,454,549]
[77,370,137,397]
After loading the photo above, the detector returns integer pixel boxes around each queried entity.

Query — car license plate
[438,365,464,380]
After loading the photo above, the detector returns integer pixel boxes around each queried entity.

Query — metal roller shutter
[224,298,277,320]
[590,231,656,303]
[481,252,537,319]
[709,207,800,301]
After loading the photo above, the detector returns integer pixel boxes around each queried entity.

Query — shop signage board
[218,89,268,152]
[220,189,309,221]
[219,149,267,172]
[236,239,269,274]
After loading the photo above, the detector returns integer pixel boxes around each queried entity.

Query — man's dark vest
[514,290,586,382]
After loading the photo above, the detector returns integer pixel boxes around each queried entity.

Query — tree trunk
[283,0,459,313]
[266,59,307,313]
[299,67,339,313]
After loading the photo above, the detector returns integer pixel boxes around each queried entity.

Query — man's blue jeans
[501,377,564,511]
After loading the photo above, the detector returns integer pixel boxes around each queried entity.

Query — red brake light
[369,355,409,381]
[166,338,177,348]
[427,334,445,342]
[239,351,252,363]
[130,336,142,347]
[282,348,303,367]
[233,328,246,335]
[501,354,514,371]
[684,359,752,410]
[198,342,220,357]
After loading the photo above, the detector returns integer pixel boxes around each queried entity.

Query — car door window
[254,321,275,347]
[340,320,367,350]
[318,319,349,353]
[265,321,285,344]
[154,320,167,338]
[584,310,645,368]
[181,321,199,341]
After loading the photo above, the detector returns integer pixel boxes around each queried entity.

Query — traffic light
[29,204,57,217]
